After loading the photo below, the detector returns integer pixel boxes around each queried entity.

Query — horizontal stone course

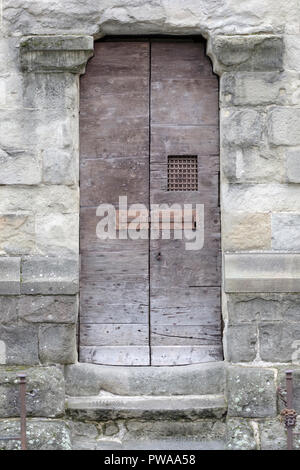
[224,253,300,293]
[0,295,78,325]
[21,256,79,295]
[227,293,300,323]
[221,71,300,107]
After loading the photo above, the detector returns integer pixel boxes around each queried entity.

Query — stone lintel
[224,252,300,292]
[20,35,94,74]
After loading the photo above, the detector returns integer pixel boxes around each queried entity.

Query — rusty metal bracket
[0,374,27,450]
[278,370,297,450]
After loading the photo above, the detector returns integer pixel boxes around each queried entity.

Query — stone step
[66,394,227,421]
[64,362,225,397]
[72,437,227,451]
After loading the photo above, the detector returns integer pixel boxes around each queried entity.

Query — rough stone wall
[0,0,300,450]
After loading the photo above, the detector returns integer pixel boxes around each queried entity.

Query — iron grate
[168,156,198,191]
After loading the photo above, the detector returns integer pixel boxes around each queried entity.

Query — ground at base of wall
[0,416,298,450]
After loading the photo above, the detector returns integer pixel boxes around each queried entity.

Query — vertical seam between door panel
[148,40,152,366]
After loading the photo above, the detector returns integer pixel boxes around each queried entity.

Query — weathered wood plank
[151,345,223,366]
[151,124,219,162]
[151,79,218,126]
[150,287,221,325]
[80,157,149,206]
[81,251,148,276]
[80,324,149,346]
[151,325,221,346]
[151,41,214,79]
[80,279,148,324]
[80,346,150,366]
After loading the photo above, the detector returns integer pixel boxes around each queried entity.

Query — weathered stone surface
[209,35,284,74]
[227,366,277,418]
[259,323,300,362]
[20,36,94,74]
[0,257,20,294]
[224,253,300,293]
[66,395,226,421]
[284,35,300,72]
[0,297,18,324]
[225,324,257,362]
[0,419,71,450]
[222,146,284,184]
[221,108,264,147]
[35,213,79,256]
[39,324,77,364]
[23,72,78,110]
[68,420,99,450]
[3,0,297,37]
[42,148,77,185]
[260,417,300,450]
[226,418,257,450]
[286,148,300,183]
[20,295,78,324]
[221,71,300,107]
[223,183,300,212]
[272,213,300,250]
[0,213,35,256]
[222,212,271,250]
[268,107,300,146]
[124,419,226,450]
[0,366,65,418]
[227,293,300,324]
[21,256,79,294]
[0,324,39,365]
[0,148,41,185]
[0,185,78,215]
[65,362,225,396]
[0,295,77,325]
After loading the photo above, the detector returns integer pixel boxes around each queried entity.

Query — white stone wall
[0,0,300,450]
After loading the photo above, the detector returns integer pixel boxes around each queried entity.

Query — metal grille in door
[168,156,198,191]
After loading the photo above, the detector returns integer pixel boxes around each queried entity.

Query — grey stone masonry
[0,366,65,418]
[21,257,79,295]
[0,257,20,295]
[227,366,277,418]
[208,35,284,75]
[0,419,71,450]
[65,362,225,397]
[20,36,94,74]
[224,253,300,292]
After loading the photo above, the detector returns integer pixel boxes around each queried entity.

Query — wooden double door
[79,38,222,366]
